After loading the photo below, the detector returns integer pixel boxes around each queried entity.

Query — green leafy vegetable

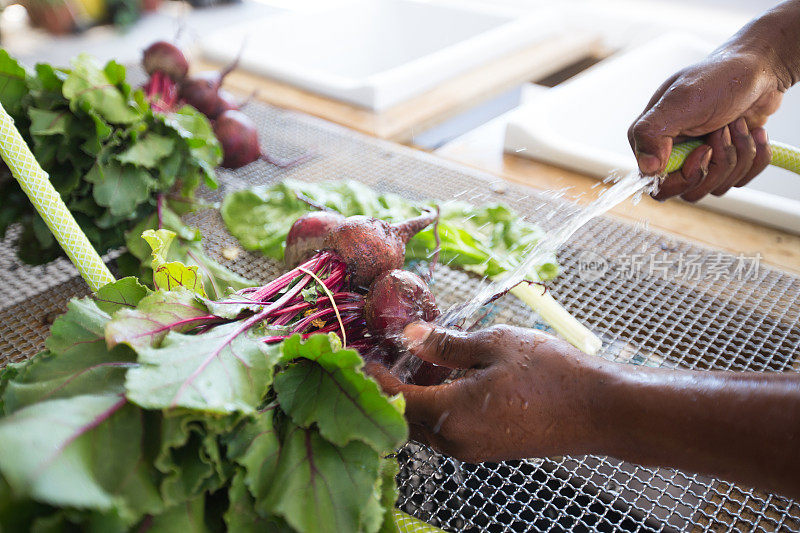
[226,409,281,513]
[275,334,407,452]
[142,229,206,295]
[125,322,279,414]
[105,289,208,349]
[93,276,150,315]
[0,298,137,414]
[0,268,408,530]
[221,179,558,281]
[263,422,381,533]
[0,50,246,300]
[62,55,141,124]
[0,394,160,522]
[125,211,252,299]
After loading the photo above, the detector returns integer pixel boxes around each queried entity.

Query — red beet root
[143,41,188,81]
[364,270,439,338]
[179,49,240,118]
[213,110,261,169]
[180,72,226,118]
[322,211,437,288]
[211,89,240,118]
[285,211,344,268]
[363,269,450,386]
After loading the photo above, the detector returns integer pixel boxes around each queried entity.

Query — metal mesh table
[1,101,798,532]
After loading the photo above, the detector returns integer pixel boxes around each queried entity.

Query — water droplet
[490,181,508,194]
[432,411,450,434]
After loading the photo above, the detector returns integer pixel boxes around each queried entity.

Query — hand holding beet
[369,323,601,463]
[280,207,451,384]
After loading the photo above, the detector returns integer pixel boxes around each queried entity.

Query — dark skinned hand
[369,321,800,499]
[368,323,602,463]
[629,51,780,201]
[628,1,800,201]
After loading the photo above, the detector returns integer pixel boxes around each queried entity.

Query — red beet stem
[291,303,363,334]
[245,251,334,301]
[260,151,314,169]
[215,41,244,90]
[428,205,441,280]
[392,208,438,244]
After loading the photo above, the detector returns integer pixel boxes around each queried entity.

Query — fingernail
[688,146,713,186]
[700,146,713,173]
[403,322,433,349]
[732,118,748,136]
[721,125,732,145]
[753,128,768,145]
[637,152,661,175]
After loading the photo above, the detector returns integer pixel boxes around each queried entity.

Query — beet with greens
[284,211,345,268]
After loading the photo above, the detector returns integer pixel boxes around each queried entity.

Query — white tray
[200,0,562,111]
[504,33,800,234]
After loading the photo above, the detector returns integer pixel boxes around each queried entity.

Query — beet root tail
[392,208,438,243]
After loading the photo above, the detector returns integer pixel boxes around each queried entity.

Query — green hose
[665,140,800,174]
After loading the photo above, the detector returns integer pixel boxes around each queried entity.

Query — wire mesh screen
[1,101,799,532]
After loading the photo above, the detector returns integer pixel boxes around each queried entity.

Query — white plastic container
[200,0,562,111]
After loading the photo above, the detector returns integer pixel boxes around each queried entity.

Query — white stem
[507,282,602,355]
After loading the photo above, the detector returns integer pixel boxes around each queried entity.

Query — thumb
[630,107,680,175]
[402,322,490,369]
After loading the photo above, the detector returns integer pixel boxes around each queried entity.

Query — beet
[210,89,240,119]
[213,110,261,169]
[180,72,224,118]
[179,50,240,118]
[284,211,344,267]
[364,269,450,386]
[364,270,439,338]
[322,211,437,288]
[143,41,188,82]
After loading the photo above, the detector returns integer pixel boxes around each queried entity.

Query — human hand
[368,323,606,463]
[629,49,784,201]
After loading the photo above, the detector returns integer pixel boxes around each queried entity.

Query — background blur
[0,0,785,66]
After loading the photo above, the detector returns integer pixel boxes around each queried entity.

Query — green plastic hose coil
[665,139,800,175]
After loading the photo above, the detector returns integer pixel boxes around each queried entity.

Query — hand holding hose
[629,1,800,201]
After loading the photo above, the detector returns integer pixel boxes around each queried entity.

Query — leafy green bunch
[221,179,559,281]
[0,51,217,264]
[0,269,407,531]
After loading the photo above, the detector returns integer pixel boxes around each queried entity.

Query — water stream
[441,171,659,328]
[390,171,659,383]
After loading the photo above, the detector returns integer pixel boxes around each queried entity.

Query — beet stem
[215,40,245,89]
[261,150,314,169]
[240,89,258,109]
[156,194,164,229]
[427,205,441,281]
[290,303,362,334]
[298,265,347,347]
[392,208,438,244]
[295,191,338,214]
[246,251,330,301]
